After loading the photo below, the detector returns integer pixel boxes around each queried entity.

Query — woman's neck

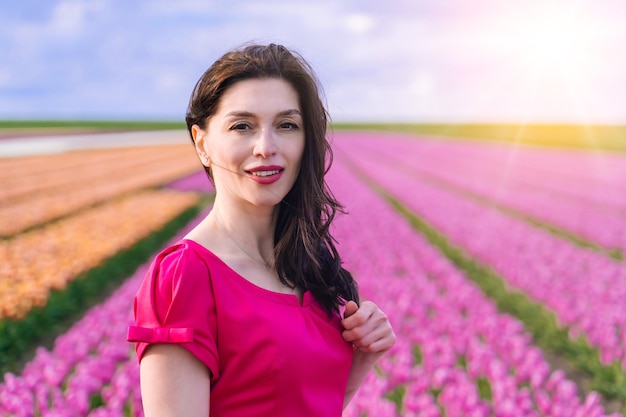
[207,199,277,264]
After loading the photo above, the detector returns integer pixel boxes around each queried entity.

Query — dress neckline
[181,238,313,307]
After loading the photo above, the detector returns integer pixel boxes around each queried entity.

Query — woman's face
[193,78,305,211]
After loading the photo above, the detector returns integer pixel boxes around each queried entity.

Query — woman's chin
[245,194,288,209]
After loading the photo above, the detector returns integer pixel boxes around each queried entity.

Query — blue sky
[1,0,626,123]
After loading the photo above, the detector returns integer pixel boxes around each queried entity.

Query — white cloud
[153,71,188,94]
[47,0,108,38]
[345,14,375,35]
[48,0,87,36]
[409,72,434,98]
[141,0,217,15]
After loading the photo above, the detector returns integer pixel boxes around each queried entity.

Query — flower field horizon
[1,130,626,416]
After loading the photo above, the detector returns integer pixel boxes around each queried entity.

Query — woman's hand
[341,300,395,409]
[341,300,395,355]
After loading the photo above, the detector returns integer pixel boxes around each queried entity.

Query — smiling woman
[127,43,396,417]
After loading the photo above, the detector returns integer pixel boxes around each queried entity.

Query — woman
[128,43,395,416]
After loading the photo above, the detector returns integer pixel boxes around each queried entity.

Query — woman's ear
[191,124,200,141]
[192,125,211,167]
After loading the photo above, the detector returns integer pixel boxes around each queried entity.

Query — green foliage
[522,216,622,260]
[456,355,467,370]
[476,377,493,402]
[90,393,105,409]
[0,119,185,130]
[124,402,134,417]
[430,387,442,400]
[384,385,406,413]
[412,345,423,366]
[0,203,203,375]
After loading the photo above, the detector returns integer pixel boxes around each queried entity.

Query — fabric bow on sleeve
[127,326,194,343]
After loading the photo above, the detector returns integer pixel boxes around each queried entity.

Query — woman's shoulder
[154,238,219,268]
[144,239,221,295]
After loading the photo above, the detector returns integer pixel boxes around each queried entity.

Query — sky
[1,0,626,124]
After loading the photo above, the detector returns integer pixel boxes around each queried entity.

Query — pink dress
[128,239,354,416]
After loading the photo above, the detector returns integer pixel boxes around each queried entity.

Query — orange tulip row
[0,144,201,236]
[0,189,200,320]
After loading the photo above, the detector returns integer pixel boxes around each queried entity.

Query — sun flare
[503,5,600,79]
[467,2,615,126]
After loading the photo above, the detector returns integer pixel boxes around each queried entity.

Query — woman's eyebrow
[225,110,255,118]
[278,109,302,117]
[224,109,302,118]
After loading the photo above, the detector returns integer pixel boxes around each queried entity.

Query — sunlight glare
[504,6,601,80]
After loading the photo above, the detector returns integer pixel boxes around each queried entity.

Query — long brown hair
[185,43,359,315]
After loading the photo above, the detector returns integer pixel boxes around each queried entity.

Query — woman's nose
[252,128,278,158]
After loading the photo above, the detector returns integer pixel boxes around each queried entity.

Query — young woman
[128,43,395,417]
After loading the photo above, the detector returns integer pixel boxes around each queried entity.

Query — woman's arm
[140,344,211,417]
[341,300,396,408]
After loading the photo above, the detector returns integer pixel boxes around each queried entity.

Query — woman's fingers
[341,301,396,353]
[343,300,359,319]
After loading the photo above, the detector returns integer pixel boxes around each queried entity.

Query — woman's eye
[279,121,299,130]
[230,123,251,131]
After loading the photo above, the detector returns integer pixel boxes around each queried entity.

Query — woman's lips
[245,166,284,184]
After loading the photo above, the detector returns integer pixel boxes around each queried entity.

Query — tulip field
[1,130,626,416]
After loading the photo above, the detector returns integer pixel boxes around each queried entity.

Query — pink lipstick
[245,165,284,184]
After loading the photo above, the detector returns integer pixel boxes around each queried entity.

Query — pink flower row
[327,159,615,416]
[165,170,214,193]
[0,274,143,417]
[344,132,626,255]
[334,133,626,369]
[379,132,626,208]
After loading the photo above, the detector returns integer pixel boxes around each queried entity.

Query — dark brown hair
[185,43,359,315]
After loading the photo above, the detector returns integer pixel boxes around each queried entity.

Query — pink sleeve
[127,244,220,380]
